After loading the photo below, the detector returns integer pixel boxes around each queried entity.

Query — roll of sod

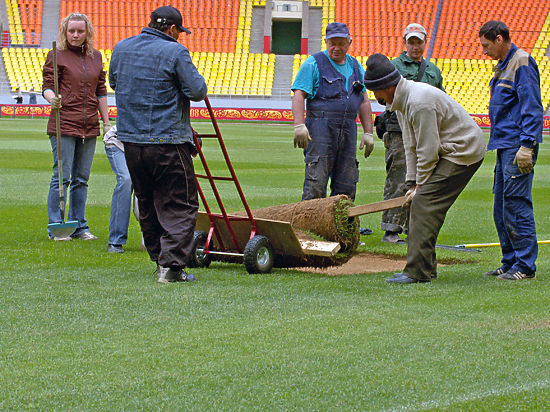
[237,195,360,268]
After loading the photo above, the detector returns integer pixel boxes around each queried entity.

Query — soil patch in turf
[293,252,406,276]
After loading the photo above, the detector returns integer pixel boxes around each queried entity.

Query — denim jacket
[488,44,543,150]
[109,28,207,144]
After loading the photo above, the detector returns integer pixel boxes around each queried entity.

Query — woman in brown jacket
[43,12,111,241]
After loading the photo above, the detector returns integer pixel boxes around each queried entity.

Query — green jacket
[392,52,444,91]
[382,52,445,132]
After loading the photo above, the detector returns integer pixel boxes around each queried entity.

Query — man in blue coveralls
[291,22,373,202]
[479,20,543,280]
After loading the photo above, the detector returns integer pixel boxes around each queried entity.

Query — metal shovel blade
[435,243,481,253]
[48,220,78,238]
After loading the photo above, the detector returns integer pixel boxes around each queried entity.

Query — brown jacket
[42,43,107,139]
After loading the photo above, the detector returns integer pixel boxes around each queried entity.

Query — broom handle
[347,196,406,217]
[456,240,550,248]
[52,41,65,220]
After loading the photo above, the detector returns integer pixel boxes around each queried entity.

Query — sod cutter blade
[47,41,78,239]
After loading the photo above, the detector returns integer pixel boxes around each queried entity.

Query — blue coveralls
[302,52,364,201]
[488,44,543,275]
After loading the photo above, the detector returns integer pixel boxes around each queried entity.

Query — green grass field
[1,118,549,410]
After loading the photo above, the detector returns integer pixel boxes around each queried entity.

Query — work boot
[386,273,430,284]
[381,231,405,244]
[158,266,196,283]
[393,272,436,280]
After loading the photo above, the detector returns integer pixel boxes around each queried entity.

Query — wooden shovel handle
[52,41,65,219]
[347,196,407,217]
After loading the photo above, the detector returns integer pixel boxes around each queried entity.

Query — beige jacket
[390,78,486,185]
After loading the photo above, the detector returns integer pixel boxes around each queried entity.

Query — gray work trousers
[404,158,483,281]
[381,131,408,233]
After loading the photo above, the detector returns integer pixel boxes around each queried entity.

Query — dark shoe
[497,270,535,280]
[178,271,196,282]
[386,273,429,283]
[158,266,182,283]
[360,227,373,235]
[158,266,196,283]
[381,231,403,243]
[485,267,507,277]
[107,244,124,253]
[393,272,436,279]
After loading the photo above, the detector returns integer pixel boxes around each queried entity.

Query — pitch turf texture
[1,118,549,410]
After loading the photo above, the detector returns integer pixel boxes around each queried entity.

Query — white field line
[388,378,550,411]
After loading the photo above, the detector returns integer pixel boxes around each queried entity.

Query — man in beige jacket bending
[364,54,486,284]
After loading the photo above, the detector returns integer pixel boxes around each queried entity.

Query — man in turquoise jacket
[291,23,373,202]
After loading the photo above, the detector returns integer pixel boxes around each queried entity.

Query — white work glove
[514,146,534,174]
[103,122,112,137]
[294,124,311,149]
[402,187,416,208]
[359,132,374,158]
[50,96,62,110]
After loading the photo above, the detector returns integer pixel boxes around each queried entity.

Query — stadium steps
[0,1,9,37]
[0,53,10,94]
[40,0,60,47]
[249,4,265,53]
[272,54,293,98]
[306,6,323,54]
[426,0,444,59]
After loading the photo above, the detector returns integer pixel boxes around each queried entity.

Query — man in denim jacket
[109,5,207,283]
[479,21,543,280]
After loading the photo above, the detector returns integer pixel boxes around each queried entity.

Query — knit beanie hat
[364,53,401,90]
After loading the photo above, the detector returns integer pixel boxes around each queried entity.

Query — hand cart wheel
[243,235,274,274]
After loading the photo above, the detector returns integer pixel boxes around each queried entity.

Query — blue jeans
[105,145,132,245]
[47,136,96,237]
[493,146,539,274]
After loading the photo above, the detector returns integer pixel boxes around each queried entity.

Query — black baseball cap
[151,6,191,34]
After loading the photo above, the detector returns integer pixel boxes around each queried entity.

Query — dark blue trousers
[302,115,359,201]
[493,147,539,275]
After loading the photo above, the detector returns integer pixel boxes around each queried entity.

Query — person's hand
[402,187,416,208]
[50,96,62,110]
[359,132,374,158]
[294,124,311,149]
[514,146,534,174]
[103,123,112,137]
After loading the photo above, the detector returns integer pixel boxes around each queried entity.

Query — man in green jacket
[377,23,444,243]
